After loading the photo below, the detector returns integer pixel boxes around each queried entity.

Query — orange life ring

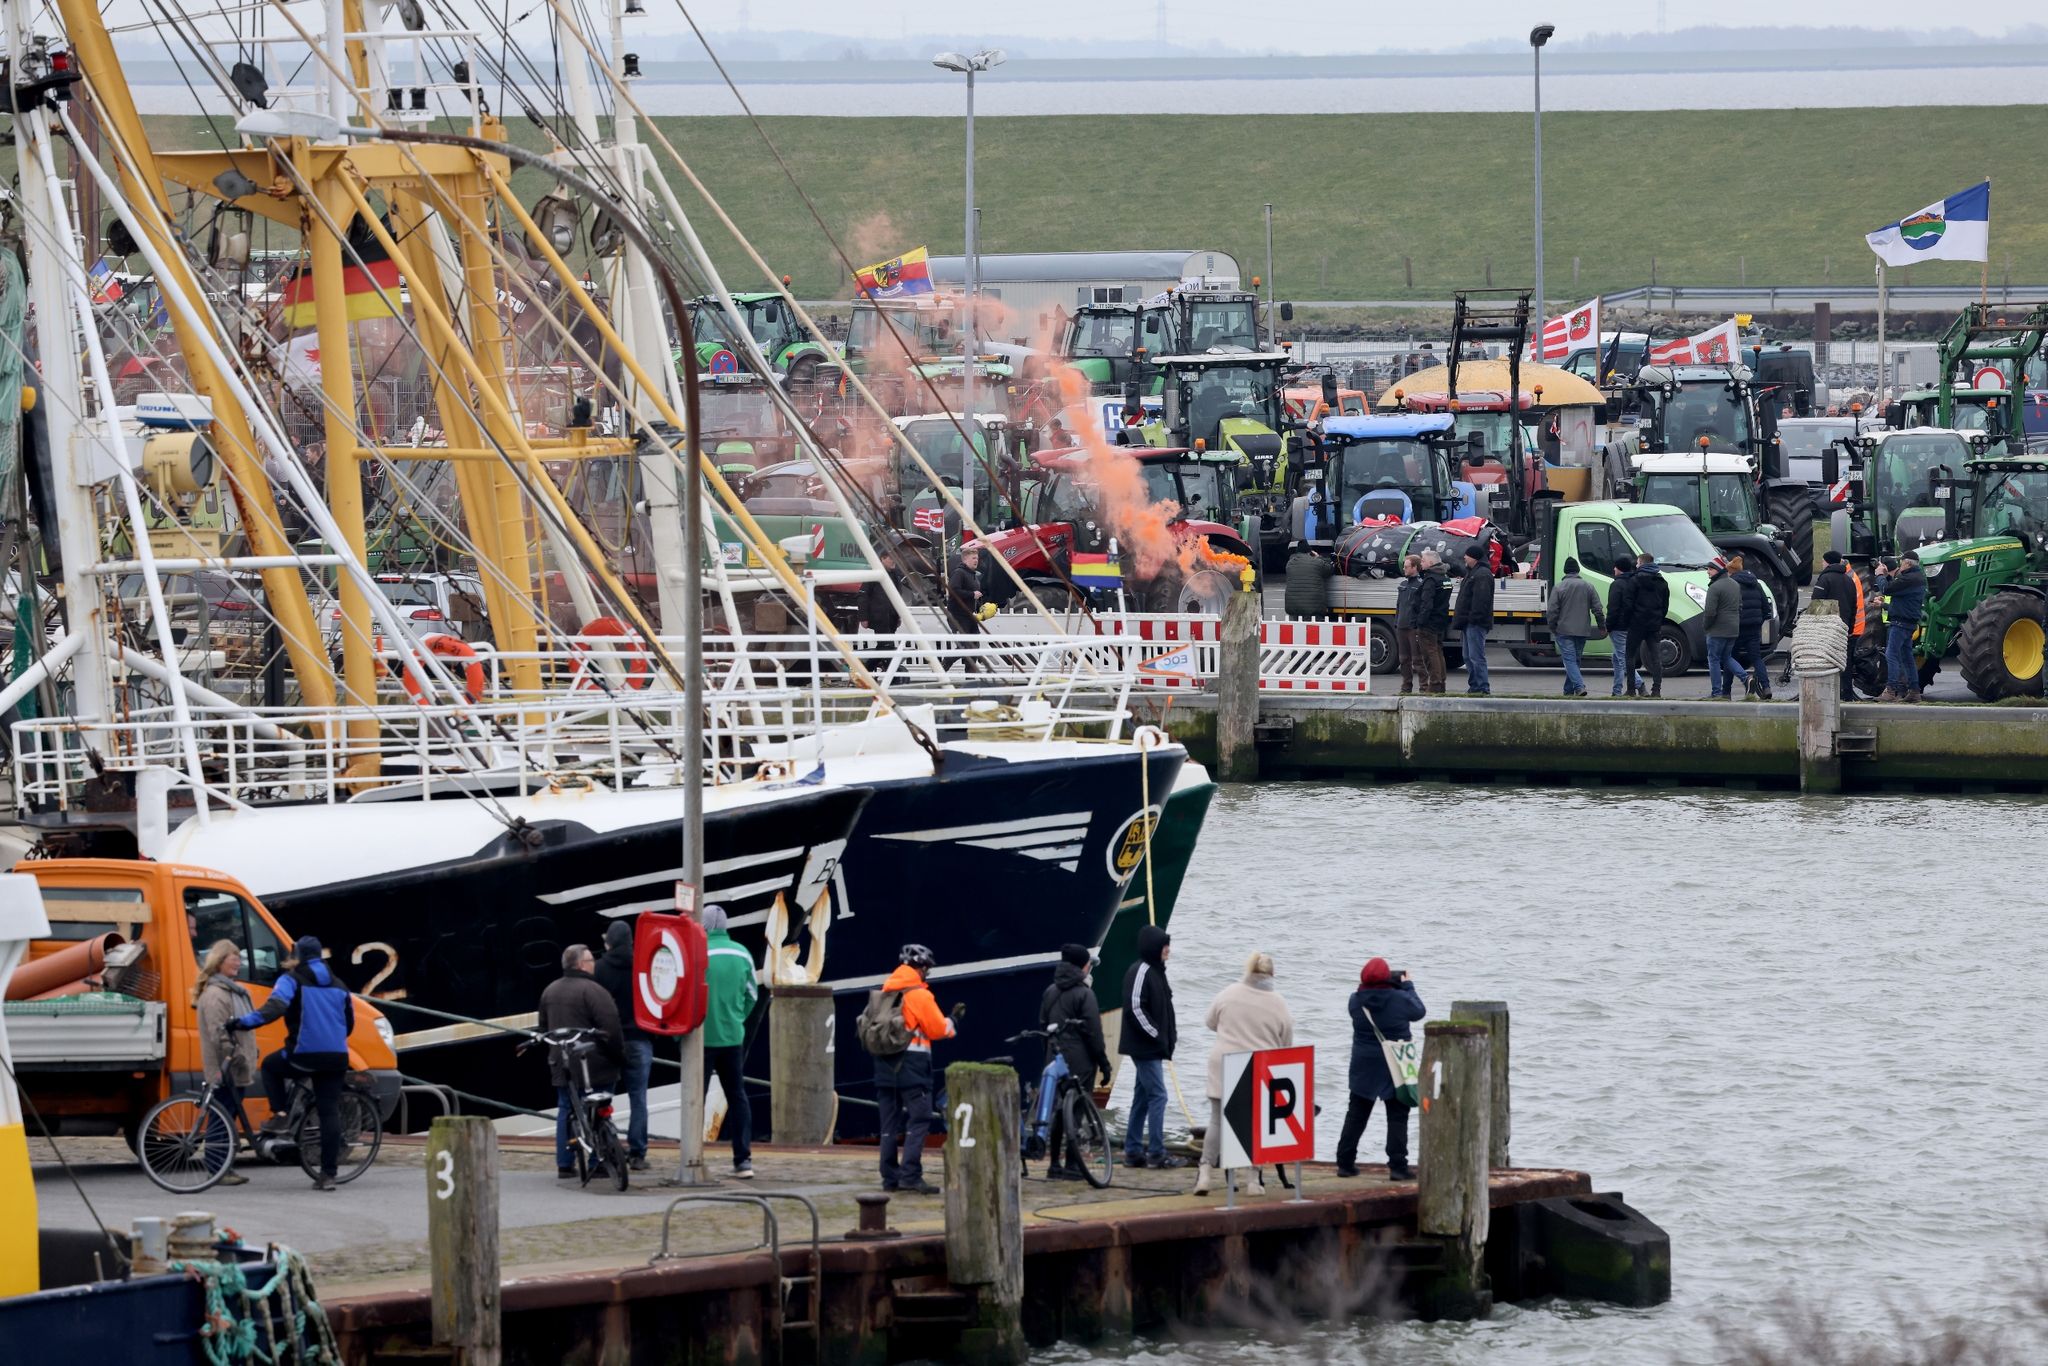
[399,633,486,704]
[572,615,653,691]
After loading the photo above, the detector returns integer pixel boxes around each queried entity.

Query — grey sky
[693,0,2011,46]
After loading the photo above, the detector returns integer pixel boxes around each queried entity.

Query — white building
[924,249,1242,330]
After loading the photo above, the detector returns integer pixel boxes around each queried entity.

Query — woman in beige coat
[1194,952,1294,1195]
[193,939,260,1184]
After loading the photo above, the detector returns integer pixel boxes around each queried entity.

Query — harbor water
[1072,783,2048,1364]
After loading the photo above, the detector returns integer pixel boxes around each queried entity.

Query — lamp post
[933,48,1005,522]
[1530,23,1554,345]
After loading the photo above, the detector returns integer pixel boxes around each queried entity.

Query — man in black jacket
[1393,554,1427,695]
[1731,558,1775,700]
[1416,552,1450,693]
[1606,555,1641,696]
[591,921,653,1171]
[537,944,626,1179]
[1117,925,1182,1169]
[1628,553,1672,697]
[1811,551,1865,699]
[1450,545,1496,694]
[1040,944,1111,1178]
[945,543,984,635]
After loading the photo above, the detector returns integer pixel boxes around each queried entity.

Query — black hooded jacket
[591,920,649,1043]
[1039,961,1110,1084]
[1629,562,1671,635]
[1118,926,1176,1061]
[1734,570,1770,632]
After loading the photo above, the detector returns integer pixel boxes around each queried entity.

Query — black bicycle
[1001,1022,1113,1189]
[136,1028,382,1193]
[522,1025,629,1191]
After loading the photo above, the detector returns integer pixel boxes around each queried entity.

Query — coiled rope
[1789,606,1850,676]
[168,1245,340,1366]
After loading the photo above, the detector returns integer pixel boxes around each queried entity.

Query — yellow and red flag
[279,258,403,328]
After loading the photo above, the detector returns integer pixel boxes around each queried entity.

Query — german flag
[279,257,403,328]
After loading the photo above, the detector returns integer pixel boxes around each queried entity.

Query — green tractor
[1607,360,1819,583]
[1053,285,1268,396]
[687,293,835,385]
[1885,302,2048,451]
[1130,350,1294,569]
[1905,455,2048,699]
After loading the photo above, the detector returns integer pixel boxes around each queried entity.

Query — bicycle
[136,1028,383,1193]
[521,1025,629,1191]
[1000,1021,1114,1190]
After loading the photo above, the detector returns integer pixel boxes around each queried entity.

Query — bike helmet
[899,943,936,971]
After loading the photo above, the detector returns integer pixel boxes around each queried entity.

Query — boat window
[184,886,287,987]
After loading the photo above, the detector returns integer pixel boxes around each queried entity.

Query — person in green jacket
[702,904,759,1178]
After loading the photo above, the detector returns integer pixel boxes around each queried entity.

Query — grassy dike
[134,107,2048,303]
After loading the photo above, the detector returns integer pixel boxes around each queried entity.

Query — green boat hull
[1092,770,1217,1015]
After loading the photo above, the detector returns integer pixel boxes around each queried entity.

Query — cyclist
[1038,944,1110,1180]
[536,944,625,1181]
[228,935,354,1191]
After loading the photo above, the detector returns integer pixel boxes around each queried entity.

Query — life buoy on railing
[397,633,486,704]
[570,615,654,691]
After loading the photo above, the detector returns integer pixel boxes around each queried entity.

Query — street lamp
[933,48,1005,520]
[1530,23,1554,350]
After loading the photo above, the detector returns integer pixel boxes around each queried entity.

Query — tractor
[1606,361,1819,584]
[1053,283,1267,396]
[1627,448,1804,637]
[1130,350,1295,569]
[1292,413,1482,551]
[687,293,834,385]
[1885,454,2048,698]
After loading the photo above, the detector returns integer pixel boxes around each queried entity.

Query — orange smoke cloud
[1053,365,1215,581]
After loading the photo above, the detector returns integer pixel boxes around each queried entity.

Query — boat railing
[11,633,1159,812]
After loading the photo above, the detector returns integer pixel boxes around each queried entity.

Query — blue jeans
[1608,629,1632,694]
[1706,637,1749,697]
[1124,1058,1168,1160]
[1462,625,1491,692]
[1035,1054,1070,1138]
[1558,636,1587,693]
[620,1039,653,1159]
[1887,622,1917,693]
[555,1085,576,1171]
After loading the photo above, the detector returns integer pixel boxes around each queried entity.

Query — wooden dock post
[1449,1000,1510,1167]
[1417,1021,1492,1321]
[769,983,838,1145]
[427,1115,501,1365]
[1216,585,1260,781]
[942,1062,1024,1365]
[1798,670,1843,793]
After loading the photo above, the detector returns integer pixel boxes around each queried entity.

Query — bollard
[1449,1001,1510,1168]
[427,1115,501,1365]
[845,1191,900,1241]
[942,1062,1024,1365]
[130,1217,169,1276]
[769,983,838,1145]
[1798,671,1843,793]
[1216,587,1261,782]
[1417,1021,1492,1321]
[167,1212,217,1265]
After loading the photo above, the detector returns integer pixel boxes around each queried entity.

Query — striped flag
[278,258,403,328]
[1648,318,1739,367]
[1069,553,1122,588]
[1538,297,1599,362]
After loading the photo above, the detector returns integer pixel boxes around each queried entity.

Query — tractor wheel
[1022,576,1087,611]
[1849,639,1888,698]
[1956,592,2048,700]
[1146,567,1236,616]
[1509,647,1555,668]
[1760,563,1798,642]
[785,354,820,388]
[1765,487,1819,585]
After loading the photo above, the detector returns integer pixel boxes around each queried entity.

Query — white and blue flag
[1866,181,1990,267]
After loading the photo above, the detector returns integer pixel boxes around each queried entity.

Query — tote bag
[1364,1009,1422,1107]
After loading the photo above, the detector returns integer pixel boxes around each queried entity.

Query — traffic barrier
[1083,614,1375,694]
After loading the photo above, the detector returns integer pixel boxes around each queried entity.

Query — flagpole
[1876,261,1888,400]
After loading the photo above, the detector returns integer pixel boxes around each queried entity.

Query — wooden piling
[1417,1021,1491,1321]
[943,1062,1024,1364]
[1798,671,1842,794]
[1449,1000,1510,1167]
[769,983,838,1145]
[427,1115,501,1365]
[1216,587,1260,781]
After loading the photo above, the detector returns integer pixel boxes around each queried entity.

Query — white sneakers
[1192,1162,1269,1196]
[1192,1161,1212,1195]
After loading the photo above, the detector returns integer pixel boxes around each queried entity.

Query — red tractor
[976,446,1262,614]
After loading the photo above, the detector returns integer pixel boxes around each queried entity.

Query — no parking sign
[1220,1045,1315,1169]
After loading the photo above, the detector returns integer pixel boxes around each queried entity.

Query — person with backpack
[229,935,355,1191]
[1335,958,1426,1182]
[1039,944,1111,1180]
[860,943,958,1195]
[702,906,759,1179]
[1118,925,1182,1170]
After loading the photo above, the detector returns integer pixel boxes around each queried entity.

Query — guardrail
[1078,613,1376,694]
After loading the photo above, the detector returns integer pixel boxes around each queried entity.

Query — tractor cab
[697,372,797,478]
[1141,352,1292,564]
[1619,363,1767,459]
[1839,427,1979,558]
[1154,287,1263,354]
[890,412,1025,531]
[1299,414,1478,547]
[687,293,830,380]
[1633,451,1770,538]
[1057,303,1148,392]
[1888,389,2011,448]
